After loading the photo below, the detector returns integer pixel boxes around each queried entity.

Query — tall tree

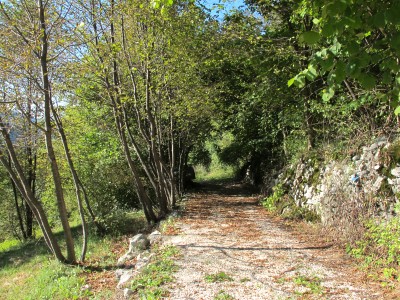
[75,0,213,221]
[0,0,91,263]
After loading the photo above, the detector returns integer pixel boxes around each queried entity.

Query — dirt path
[164,181,389,300]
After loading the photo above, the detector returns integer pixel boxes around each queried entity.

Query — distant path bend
[165,181,387,300]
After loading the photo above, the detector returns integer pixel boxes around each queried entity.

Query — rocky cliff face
[270,136,400,226]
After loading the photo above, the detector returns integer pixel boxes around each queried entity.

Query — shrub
[347,208,400,281]
[261,183,285,212]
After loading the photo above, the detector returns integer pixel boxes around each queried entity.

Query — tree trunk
[145,68,169,217]
[38,0,75,263]
[0,125,66,262]
[9,166,27,240]
[109,0,157,223]
[51,106,89,262]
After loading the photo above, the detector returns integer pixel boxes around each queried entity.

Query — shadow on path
[188,179,260,197]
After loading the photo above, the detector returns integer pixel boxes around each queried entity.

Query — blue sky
[200,0,248,19]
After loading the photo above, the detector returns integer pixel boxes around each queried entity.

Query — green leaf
[320,56,335,72]
[394,106,400,116]
[372,11,386,28]
[329,42,341,55]
[382,72,392,84]
[287,77,296,87]
[390,33,400,51]
[322,88,335,102]
[386,3,400,25]
[382,58,400,73]
[346,41,359,55]
[322,1,347,17]
[335,61,346,83]
[305,64,318,81]
[299,31,321,45]
[321,22,335,37]
[293,74,306,88]
[312,18,320,25]
[359,74,376,90]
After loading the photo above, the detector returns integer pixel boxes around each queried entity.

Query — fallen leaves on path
[164,181,395,300]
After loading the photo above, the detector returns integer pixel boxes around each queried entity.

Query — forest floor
[159,180,400,300]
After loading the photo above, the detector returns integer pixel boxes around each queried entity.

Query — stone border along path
[162,181,390,300]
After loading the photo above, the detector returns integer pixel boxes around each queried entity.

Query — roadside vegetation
[130,245,180,299]
[0,213,146,299]
[1,0,400,297]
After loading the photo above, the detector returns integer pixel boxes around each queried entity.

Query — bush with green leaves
[262,183,285,212]
[347,211,400,281]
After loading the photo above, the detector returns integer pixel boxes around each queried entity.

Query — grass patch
[205,271,234,283]
[214,290,235,300]
[0,210,147,300]
[0,239,21,252]
[130,245,180,299]
[0,256,88,300]
[195,164,235,182]
[293,274,325,295]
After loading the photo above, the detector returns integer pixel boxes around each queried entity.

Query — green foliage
[214,290,235,300]
[282,206,321,223]
[262,184,285,212]
[298,31,321,45]
[347,213,400,282]
[189,145,212,170]
[0,239,20,252]
[0,254,86,300]
[0,212,146,299]
[204,271,234,283]
[194,135,236,182]
[262,183,320,222]
[293,274,325,295]
[95,210,146,236]
[130,245,180,299]
[293,0,400,115]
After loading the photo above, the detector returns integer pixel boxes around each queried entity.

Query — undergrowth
[204,271,234,283]
[195,164,235,182]
[262,183,284,212]
[130,245,180,299]
[262,183,319,222]
[293,273,325,295]
[0,211,147,300]
[347,209,400,286]
[214,290,235,300]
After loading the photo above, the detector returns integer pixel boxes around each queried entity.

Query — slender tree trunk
[109,0,157,222]
[9,164,27,240]
[170,116,178,208]
[38,0,75,263]
[0,124,66,262]
[145,68,169,217]
[51,107,89,262]
[25,148,34,238]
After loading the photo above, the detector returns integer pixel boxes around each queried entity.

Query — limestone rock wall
[272,136,400,225]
